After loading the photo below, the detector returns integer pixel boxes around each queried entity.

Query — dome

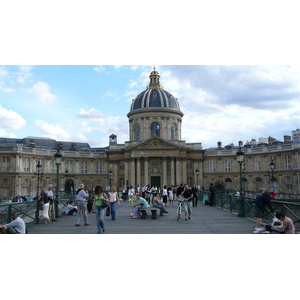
[128,68,183,116]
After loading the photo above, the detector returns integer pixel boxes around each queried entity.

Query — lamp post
[195,168,199,189]
[108,169,113,191]
[54,149,63,218]
[34,161,43,197]
[236,147,245,217]
[269,159,276,192]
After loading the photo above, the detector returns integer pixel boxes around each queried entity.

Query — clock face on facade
[152,140,159,147]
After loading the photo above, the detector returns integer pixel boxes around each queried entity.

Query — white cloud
[76,108,106,120]
[70,133,88,142]
[0,81,15,93]
[27,81,57,103]
[93,65,106,73]
[0,104,27,130]
[34,120,70,141]
[0,66,10,77]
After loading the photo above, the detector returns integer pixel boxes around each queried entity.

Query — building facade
[1,69,300,199]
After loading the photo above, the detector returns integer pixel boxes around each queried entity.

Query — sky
[1,64,300,149]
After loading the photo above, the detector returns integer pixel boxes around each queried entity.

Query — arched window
[171,124,177,140]
[151,122,161,138]
[134,125,140,141]
[225,178,232,190]
[255,177,263,191]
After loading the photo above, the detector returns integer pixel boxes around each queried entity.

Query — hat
[270,192,277,198]
[78,183,85,189]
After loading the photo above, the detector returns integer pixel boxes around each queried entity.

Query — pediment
[128,137,184,150]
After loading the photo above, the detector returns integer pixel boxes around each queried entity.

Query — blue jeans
[110,201,117,220]
[153,204,167,216]
[95,206,105,233]
[134,204,147,217]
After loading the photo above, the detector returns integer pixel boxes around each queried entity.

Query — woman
[128,185,135,205]
[39,188,50,224]
[87,196,94,214]
[108,186,120,220]
[162,185,168,206]
[92,185,108,234]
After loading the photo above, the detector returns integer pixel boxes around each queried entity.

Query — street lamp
[54,149,63,218]
[108,169,113,191]
[34,161,43,197]
[236,147,245,217]
[195,168,199,189]
[269,159,276,192]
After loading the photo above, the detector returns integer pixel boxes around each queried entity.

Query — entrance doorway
[65,179,75,195]
[151,176,161,188]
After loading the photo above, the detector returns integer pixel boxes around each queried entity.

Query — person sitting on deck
[65,201,78,215]
[0,212,26,234]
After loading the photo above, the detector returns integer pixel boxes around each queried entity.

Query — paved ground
[26,200,257,234]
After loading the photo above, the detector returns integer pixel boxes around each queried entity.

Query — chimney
[217,141,222,149]
[284,135,291,143]
[30,139,35,148]
[71,143,77,151]
[238,140,243,147]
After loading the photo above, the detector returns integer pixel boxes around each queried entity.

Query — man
[153,193,169,216]
[0,212,26,234]
[131,195,148,219]
[176,184,184,201]
[75,183,90,226]
[45,184,57,221]
[209,183,215,206]
[181,184,194,221]
[269,212,295,234]
[253,188,275,233]
[191,184,198,207]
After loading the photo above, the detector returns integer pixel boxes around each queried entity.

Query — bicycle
[176,199,185,221]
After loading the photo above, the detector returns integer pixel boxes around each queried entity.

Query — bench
[139,208,158,219]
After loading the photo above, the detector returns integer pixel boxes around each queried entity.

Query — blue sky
[1,65,300,149]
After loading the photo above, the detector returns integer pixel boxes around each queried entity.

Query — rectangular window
[209,159,216,172]
[224,159,231,172]
[66,160,73,173]
[186,160,192,169]
[286,184,292,193]
[81,161,88,174]
[284,155,291,169]
[96,161,103,174]
[2,157,9,172]
[119,161,125,170]
[52,160,56,173]
[254,157,261,171]
[24,158,30,172]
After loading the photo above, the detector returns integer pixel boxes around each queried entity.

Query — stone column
[170,158,175,185]
[130,158,135,187]
[162,158,167,186]
[124,159,129,186]
[144,158,149,186]
[182,159,187,184]
[176,158,181,184]
[113,163,118,190]
[136,158,141,186]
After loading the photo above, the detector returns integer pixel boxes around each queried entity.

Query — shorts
[254,205,263,218]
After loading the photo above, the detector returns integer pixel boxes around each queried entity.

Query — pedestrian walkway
[26,200,257,234]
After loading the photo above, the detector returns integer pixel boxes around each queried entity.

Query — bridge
[1,192,299,234]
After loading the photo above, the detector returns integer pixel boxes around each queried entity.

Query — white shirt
[128,188,135,196]
[5,217,26,234]
[45,189,54,198]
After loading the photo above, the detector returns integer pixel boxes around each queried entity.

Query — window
[254,157,261,171]
[225,178,232,190]
[66,160,73,173]
[284,155,291,169]
[119,178,125,189]
[224,159,231,172]
[150,122,161,138]
[24,158,30,172]
[52,160,56,173]
[209,159,216,172]
[1,157,9,172]
[286,184,292,193]
[255,177,263,190]
[119,161,125,170]
[81,161,88,174]
[134,125,140,141]
[96,161,103,174]
[187,177,193,186]
[186,160,192,169]
[171,124,177,140]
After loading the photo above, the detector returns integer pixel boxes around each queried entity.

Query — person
[181,184,194,221]
[208,183,216,206]
[87,196,94,214]
[75,183,90,227]
[122,185,128,202]
[191,184,198,207]
[162,185,168,206]
[128,185,135,205]
[131,195,148,219]
[39,188,50,224]
[0,212,26,234]
[253,189,275,233]
[65,200,78,215]
[167,186,174,206]
[268,212,295,234]
[45,184,57,222]
[92,185,109,233]
[108,186,120,220]
[177,184,184,202]
[153,193,169,216]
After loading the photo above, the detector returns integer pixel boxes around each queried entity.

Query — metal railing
[198,191,300,231]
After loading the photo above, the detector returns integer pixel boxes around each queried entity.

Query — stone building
[1,68,300,199]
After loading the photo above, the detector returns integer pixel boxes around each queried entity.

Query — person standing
[162,185,168,206]
[87,196,94,214]
[181,184,193,221]
[168,186,174,206]
[191,184,198,207]
[45,184,57,222]
[108,186,120,220]
[39,188,50,224]
[177,184,184,202]
[75,184,90,227]
[209,183,216,207]
[128,185,135,205]
[92,185,109,234]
